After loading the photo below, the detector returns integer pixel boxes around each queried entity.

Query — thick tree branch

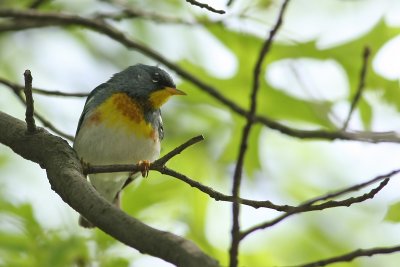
[291,244,400,267]
[0,111,219,267]
[0,10,399,144]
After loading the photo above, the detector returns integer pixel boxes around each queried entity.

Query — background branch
[0,77,88,97]
[0,78,74,140]
[342,46,371,130]
[229,1,290,266]
[95,9,194,25]
[185,0,226,14]
[240,171,397,239]
[292,244,400,267]
[300,168,399,206]
[0,111,218,267]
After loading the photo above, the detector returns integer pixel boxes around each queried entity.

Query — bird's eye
[152,72,160,83]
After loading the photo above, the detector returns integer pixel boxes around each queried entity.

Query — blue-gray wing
[157,110,164,141]
[75,83,111,136]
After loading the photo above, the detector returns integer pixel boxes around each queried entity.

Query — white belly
[73,121,160,202]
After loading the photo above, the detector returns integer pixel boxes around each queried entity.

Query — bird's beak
[149,87,186,108]
[164,87,186,96]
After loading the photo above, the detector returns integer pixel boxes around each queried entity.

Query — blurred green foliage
[0,189,88,267]
[385,202,400,223]
[1,0,400,267]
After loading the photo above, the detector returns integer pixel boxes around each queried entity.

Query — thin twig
[239,169,400,239]
[0,20,54,32]
[23,70,36,133]
[158,167,293,211]
[32,110,74,140]
[153,135,204,167]
[95,9,194,25]
[90,161,294,210]
[255,115,400,143]
[0,78,74,140]
[240,179,389,240]
[0,77,88,97]
[85,135,205,175]
[342,46,371,130]
[97,0,195,24]
[300,168,398,207]
[290,244,400,267]
[85,166,399,215]
[229,1,290,266]
[185,0,226,14]
[32,88,88,97]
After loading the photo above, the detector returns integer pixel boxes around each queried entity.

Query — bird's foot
[137,160,151,178]
[80,158,91,176]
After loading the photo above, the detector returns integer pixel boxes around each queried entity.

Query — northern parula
[73,64,185,228]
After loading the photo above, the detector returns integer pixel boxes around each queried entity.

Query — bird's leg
[137,160,151,177]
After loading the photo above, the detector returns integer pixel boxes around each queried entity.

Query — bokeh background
[1,0,400,266]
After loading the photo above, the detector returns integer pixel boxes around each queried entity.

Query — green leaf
[384,202,400,223]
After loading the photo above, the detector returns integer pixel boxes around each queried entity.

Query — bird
[73,64,185,228]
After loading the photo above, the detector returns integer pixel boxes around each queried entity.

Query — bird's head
[109,64,185,109]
